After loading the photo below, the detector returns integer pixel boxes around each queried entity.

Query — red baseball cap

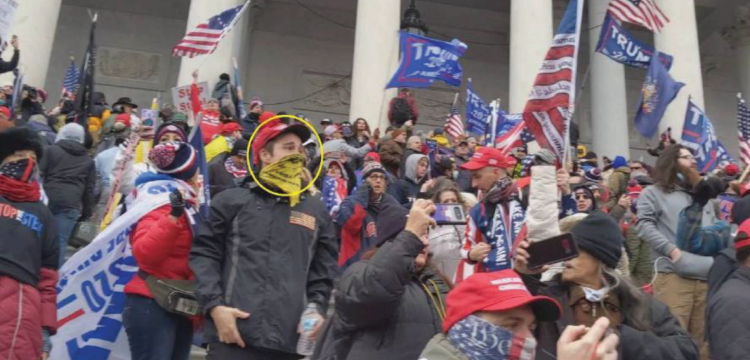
[221,122,242,135]
[735,219,750,252]
[252,118,311,165]
[459,147,517,171]
[725,163,739,177]
[0,106,10,119]
[442,270,562,333]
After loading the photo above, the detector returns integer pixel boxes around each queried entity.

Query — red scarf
[0,175,41,202]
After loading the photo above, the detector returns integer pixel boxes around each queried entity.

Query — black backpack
[391,97,413,126]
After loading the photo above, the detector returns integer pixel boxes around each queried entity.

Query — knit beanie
[570,210,623,268]
[231,139,249,158]
[612,156,627,169]
[155,122,187,143]
[362,161,386,179]
[55,123,85,144]
[0,127,43,163]
[250,97,263,110]
[583,168,602,183]
[392,128,406,140]
[148,142,198,181]
[364,152,381,163]
[375,199,409,246]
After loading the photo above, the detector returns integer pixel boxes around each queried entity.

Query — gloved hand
[692,176,726,207]
[169,190,185,218]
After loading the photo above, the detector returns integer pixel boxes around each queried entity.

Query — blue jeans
[48,203,80,266]
[123,294,193,360]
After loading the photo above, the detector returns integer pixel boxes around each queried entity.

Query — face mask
[582,286,610,302]
[0,158,37,182]
[452,170,459,180]
[258,153,305,206]
[447,315,537,360]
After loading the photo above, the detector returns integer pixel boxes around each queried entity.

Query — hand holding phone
[525,233,579,270]
[431,203,466,225]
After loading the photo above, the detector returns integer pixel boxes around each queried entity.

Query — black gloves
[169,190,185,218]
[692,176,726,207]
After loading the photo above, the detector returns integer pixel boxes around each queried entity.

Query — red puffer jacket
[124,204,194,298]
[0,269,57,360]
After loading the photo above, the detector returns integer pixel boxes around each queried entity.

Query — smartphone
[432,204,466,225]
[526,233,580,270]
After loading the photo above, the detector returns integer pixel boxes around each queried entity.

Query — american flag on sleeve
[172,1,250,58]
[738,93,750,166]
[522,0,583,161]
[608,0,669,33]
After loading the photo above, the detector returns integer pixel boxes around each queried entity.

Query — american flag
[61,59,79,100]
[492,113,535,153]
[172,2,250,58]
[738,93,750,166]
[608,0,669,33]
[522,0,583,161]
[444,103,465,139]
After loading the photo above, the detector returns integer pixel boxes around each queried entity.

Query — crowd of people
[2,39,750,360]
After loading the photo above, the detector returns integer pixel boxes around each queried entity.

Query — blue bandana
[447,315,537,360]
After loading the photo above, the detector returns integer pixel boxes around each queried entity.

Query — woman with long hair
[428,186,465,282]
[349,118,372,148]
[516,211,699,360]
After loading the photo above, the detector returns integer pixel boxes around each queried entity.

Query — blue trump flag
[466,79,490,135]
[596,13,673,70]
[681,100,733,173]
[634,52,685,139]
[387,32,467,89]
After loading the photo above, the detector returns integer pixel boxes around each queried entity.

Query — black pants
[206,343,302,360]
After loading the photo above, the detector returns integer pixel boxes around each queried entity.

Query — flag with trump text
[172,1,250,58]
[387,32,467,89]
[737,93,750,166]
[466,79,491,135]
[681,99,733,173]
[522,0,583,161]
[595,13,673,70]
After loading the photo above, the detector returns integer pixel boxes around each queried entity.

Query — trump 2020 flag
[634,52,684,138]
[522,0,583,161]
[386,32,467,89]
[681,99,733,173]
[466,79,491,135]
[595,13,673,70]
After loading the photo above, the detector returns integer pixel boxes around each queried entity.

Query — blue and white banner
[681,100,733,173]
[50,180,188,360]
[465,79,490,135]
[386,32,467,89]
[595,13,673,70]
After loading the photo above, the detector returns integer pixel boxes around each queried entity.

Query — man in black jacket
[207,139,248,196]
[190,118,338,359]
[707,220,750,360]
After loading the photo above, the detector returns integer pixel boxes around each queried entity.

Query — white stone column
[177,0,248,90]
[653,0,704,136]
[349,0,400,130]
[508,0,553,113]
[722,6,750,101]
[0,0,62,87]
[588,0,630,158]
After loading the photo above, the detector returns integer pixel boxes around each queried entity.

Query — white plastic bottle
[296,304,320,356]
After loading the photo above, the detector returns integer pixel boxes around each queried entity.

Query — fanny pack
[139,270,200,316]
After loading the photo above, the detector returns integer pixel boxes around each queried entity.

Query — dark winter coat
[240,112,259,139]
[189,180,338,355]
[379,140,404,177]
[453,155,472,193]
[707,247,736,302]
[24,120,56,147]
[707,265,750,360]
[312,231,450,360]
[40,140,96,218]
[0,49,18,75]
[524,277,699,360]
[207,153,238,196]
[0,195,58,360]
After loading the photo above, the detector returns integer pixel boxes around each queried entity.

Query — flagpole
[489,99,499,148]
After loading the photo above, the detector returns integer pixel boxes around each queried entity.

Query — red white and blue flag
[493,113,535,153]
[522,0,583,161]
[738,94,750,166]
[172,1,250,58]
[61,59,80,100]
[608,0,669,33]
[444,103,465,139]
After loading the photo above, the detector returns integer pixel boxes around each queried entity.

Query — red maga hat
[251,118,311,165]
[459,147,517,171]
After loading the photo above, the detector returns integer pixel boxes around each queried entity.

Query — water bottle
[296,304,320,356]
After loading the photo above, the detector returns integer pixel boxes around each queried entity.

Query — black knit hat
[376,199,409,247]
[732,196,750,225]
[570,210,623,268]
[0,127,43,163]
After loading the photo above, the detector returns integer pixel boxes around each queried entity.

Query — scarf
[258,154,305,206]
[482,177,524,272]
[224,157,248,178]
[0,159,41,202]
[447,315,537,360]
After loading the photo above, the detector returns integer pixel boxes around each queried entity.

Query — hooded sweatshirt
[41,127,96,216]
[388,154,429,208]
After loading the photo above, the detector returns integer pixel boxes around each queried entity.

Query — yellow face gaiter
[258,153,305,206]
